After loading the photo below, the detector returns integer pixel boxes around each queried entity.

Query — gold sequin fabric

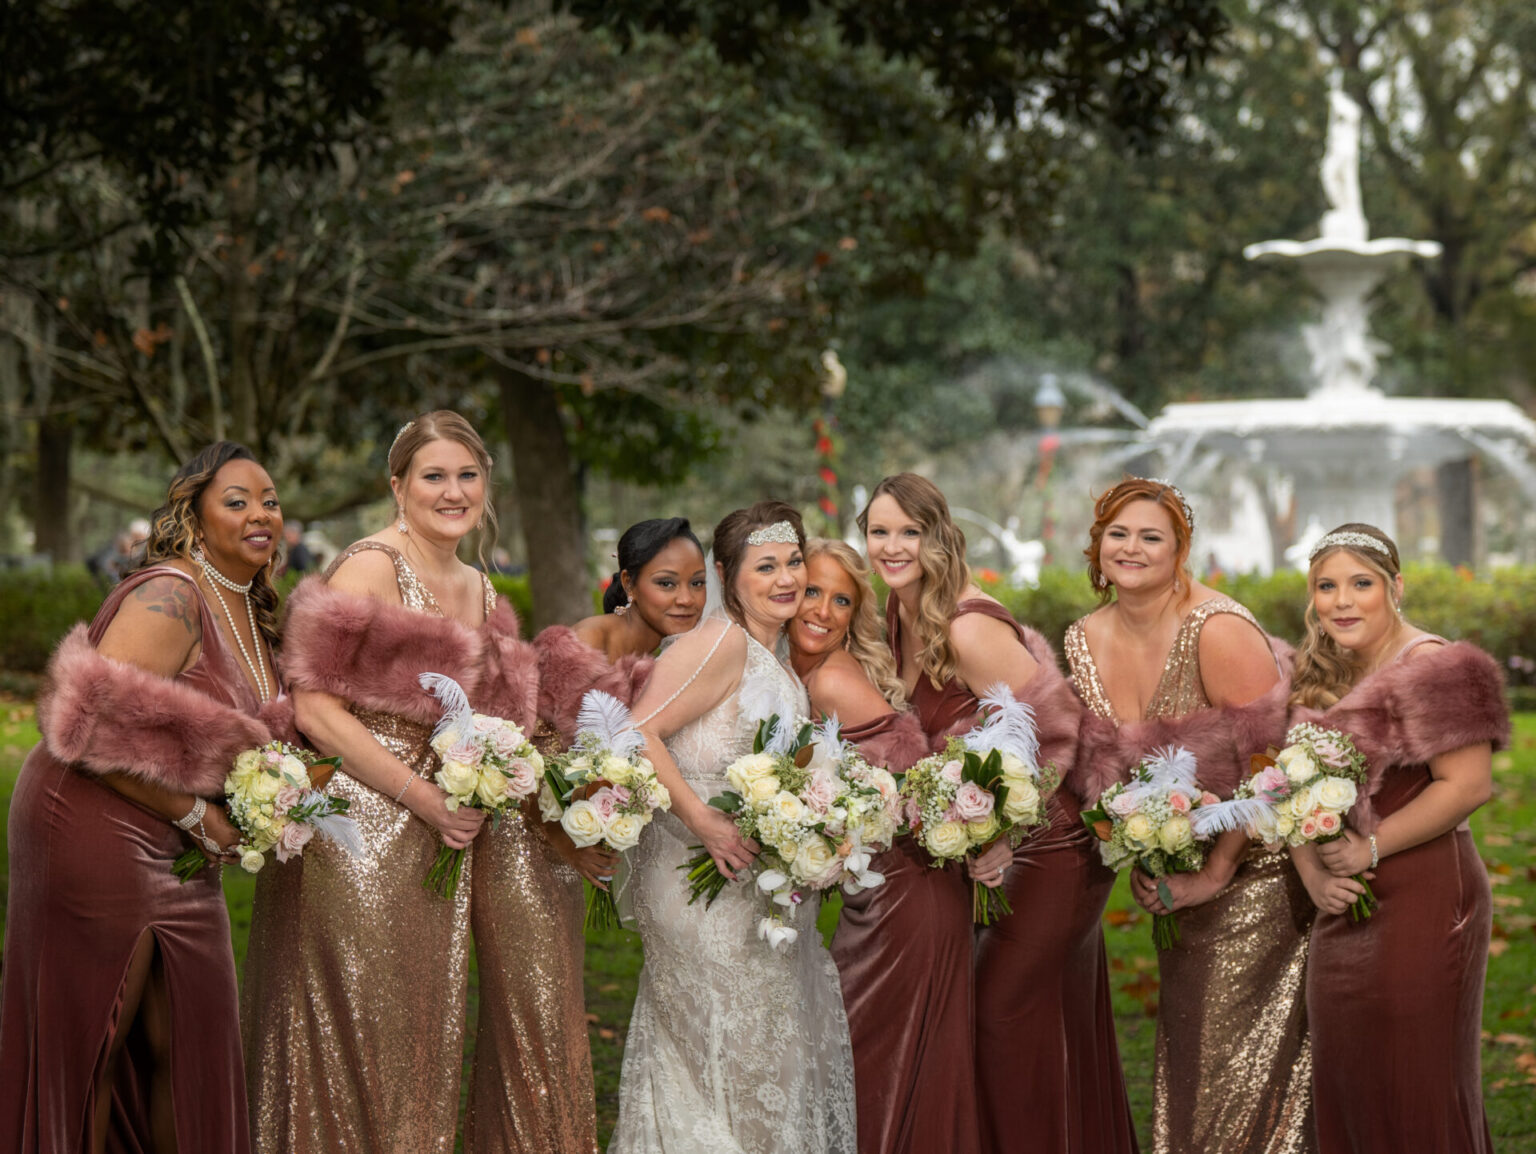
[242,541,488,1152]
[464,807,597,1154]
[1067,597,1316,1154]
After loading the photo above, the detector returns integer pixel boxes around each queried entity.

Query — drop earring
[396,508,409,535]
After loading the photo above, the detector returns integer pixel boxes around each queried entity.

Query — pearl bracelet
[174,797,208,831]
[1368,834,1379,871]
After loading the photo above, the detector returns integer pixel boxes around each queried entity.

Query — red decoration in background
[813,415,840,532]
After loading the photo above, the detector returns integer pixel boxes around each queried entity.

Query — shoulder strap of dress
[479,571,497,620]
[953,597,1028,643]
[322,539,411,593]
[1394,633,1448,662]
[633,619,737,728]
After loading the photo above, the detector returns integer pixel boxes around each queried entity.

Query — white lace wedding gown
[610,623,857,1154]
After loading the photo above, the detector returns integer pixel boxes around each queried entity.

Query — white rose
[1123,812,1155,850]
[650,779,672,811]
[1274,810,1296,839]
[600,755,634,788]
[1158,813,1193,854]
[436,758,479,803]
[1250,805,1280,844]
[1287,785,1315,820]
[793,837,842,887]
[538,782,563,823]
[239,847,267,874]
[1277,746,1318,785]
[734,753,779,782]
[771,791,807,825]
[966,812,1002,845]
[605,812,645,851]
[1313,776,1357,812]
[248,771,283,802]
[926,820,970,859]
[745,776,781,806]
[1001,777,1040,824]
[277,754,310,787]
[998,753,1032,779]
[232,749,264,777]
[474,768,510,810]
[430,730,458,758]
[561,800,605,847]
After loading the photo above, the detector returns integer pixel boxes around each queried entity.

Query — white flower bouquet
[540,690,673,929]
[682,714,891,951]
[419,673,544,899]
[1198,722,1376,920]
[1081,746,1218,948]
[171,741,360,881]
[898,685,1059,925]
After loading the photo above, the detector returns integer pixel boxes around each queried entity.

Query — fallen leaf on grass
[1105,908,1140,927]
[596,1027,617,1041]
[1484,832,1513,846]
[1489,939,1510,956]
[1491,1033,1531,1046]
[1493,894,1524,909]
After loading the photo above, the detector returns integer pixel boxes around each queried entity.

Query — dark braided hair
[139,442,282,649]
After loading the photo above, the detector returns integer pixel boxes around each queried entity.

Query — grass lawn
[2,706,1533,1149]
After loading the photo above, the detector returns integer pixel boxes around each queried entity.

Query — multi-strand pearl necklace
[193,549,272,702]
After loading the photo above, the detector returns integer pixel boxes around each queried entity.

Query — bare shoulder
[97,573,203,676]
[1196,605,1271,656]
[949,604,1020,650]
[657,617,745,669]
[1197,604,1280,702]
[326,544,403,604]
[571,614,612,651]
[807,651,892,726]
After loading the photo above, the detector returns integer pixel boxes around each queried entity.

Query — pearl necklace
[193,548,272,702]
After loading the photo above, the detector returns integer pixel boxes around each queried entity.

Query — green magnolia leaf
[709,791,744,813]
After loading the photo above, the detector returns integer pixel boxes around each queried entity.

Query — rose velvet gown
[890,597,1134,1154]
[830,708,973,1154]
[1298,639,1507,1154]
[243,542,494,1153]
[0,568,265,1154]
[1066,598,1314,1154]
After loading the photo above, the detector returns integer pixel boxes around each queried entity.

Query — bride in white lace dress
[610,502,856,1154]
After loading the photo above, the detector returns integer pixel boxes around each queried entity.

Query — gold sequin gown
[462,721,596,1154]
[1066,598,1316,1154]
[242,542,493,1152]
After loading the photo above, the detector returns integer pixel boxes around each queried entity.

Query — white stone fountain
[1147,83,1536,562]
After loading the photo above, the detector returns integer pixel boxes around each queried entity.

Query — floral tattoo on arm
[133,577,202,641]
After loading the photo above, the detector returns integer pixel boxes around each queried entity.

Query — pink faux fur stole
[475,601,542,733]
[1065,645,1295,807]
[843,709,930,773]
[37,626,273,796]
[1293,640,1510,834]
[532,625,654,746]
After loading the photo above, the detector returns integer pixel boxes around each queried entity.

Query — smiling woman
[0,441,289,1154]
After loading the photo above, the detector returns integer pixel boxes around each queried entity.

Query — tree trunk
[1436,456,1477,566]
[34,413,74,562]
[499,365,591,630]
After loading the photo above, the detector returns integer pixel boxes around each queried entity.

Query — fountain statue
[1146,81,1536,564]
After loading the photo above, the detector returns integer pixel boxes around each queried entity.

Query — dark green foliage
[0,566,109,672]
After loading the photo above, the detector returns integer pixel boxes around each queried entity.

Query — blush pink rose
[801,771,839,814]
[490,726,524,759]
[1106,791,1139,818]
[506,756,539,797]
[473,714,502,734]
[275,820,314,863]
[1254,765,1289,800]
[1315,811,1342,836]
[1199,791,1221,807]
[1299,817,1319,840]
[592,787,619,822]
[274,785,305,812]
[940,760,964,784]
[611,784,632,805]
[1167,791,1191,815]
[448,739,482,766]
[952,782,994,822]
[903,798,922,827]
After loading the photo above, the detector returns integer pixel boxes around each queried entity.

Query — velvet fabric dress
[1294,639,1508,1154]
[1067,597,1314,1154]
[828,707,968,1154]
[462,626,650,1154]
[243,542,508,1153]
[891,597,1135,1154]
[0,567,276,1154]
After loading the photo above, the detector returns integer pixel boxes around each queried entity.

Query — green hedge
[4,565,1533,707]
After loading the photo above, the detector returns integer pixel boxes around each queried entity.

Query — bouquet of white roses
[898,684,1059,925]
[171,741,360,881]
[419,673,544,899]
[682,714,891,951]
[540,690,672,929]
[1196,722,1375,920]
[1081,746,1217,948]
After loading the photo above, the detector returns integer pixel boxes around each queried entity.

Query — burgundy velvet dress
[1299,638,1508,1154]
[0,568,259,1154]
[901,598,1135,1154]
[829,708,974,1154]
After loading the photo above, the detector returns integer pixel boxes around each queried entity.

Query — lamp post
[1034,374,1066,563]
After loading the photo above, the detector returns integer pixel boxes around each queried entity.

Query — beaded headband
[390,420,416,452]
[1308,530,1394,563]
[746,520,799,547]
[1105,477,1196,533]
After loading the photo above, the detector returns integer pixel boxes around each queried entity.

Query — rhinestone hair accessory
[1105,477,1196,532]
[745,520,799,547]
[390,420,416,452]
[1308,530,1394,563]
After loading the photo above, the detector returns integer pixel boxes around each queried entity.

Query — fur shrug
[843,709,931,774]
[36,625,278,796]
[1065,638,1295,807]
[280,576,539,732]
[1292,640,1509,834]
[532,625,653,747]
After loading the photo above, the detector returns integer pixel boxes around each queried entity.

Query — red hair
[1084,478,1194,602]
